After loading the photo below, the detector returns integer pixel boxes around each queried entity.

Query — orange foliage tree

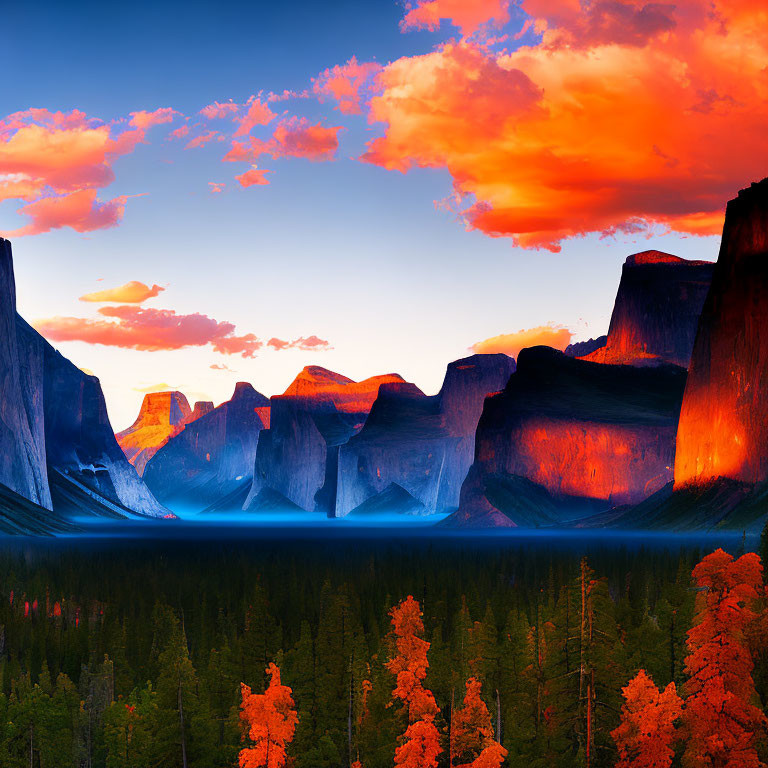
[610,669,682,768]
[451,677,507,768]
[387,596,443,768]
[239,662,299,768]
[682,549,767,768]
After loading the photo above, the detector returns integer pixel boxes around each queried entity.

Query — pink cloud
[313,57,383,114]
[129,108,178,131]
[233,97,277,137]
[34,305,264,357]
[267,335,332,351]
[232,117,342,163]
[80,281,165,303]
[185,130,220,149]
[170,124,190,139]
[209,182,225,194]
[401,0,511,36]
[200,100,239,120]
[235,166,271,187]
[2,189,128,237]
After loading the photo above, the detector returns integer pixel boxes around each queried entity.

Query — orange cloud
[3,189,128,237]
[313,57,383,115]
[267,335,332,351]
[233,97,276,137]
[34,305,264,357]
[80,281,165,303]
[235,166,271,187]
[471,325,572,357]
[363,0,768,250]
[401,0,511,36]
[0,107,176,236]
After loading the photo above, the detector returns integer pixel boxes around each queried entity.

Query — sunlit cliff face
[477,416,674,505]
[674,179,768,488]
[281,366,405,414]
[116,391,208,475]
[469,347,687,508]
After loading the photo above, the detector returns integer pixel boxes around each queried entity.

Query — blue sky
[0,0,729,428]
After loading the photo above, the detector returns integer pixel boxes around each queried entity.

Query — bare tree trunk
[348,655,353,768]
[495,688,502,744]
[178,678,188,768]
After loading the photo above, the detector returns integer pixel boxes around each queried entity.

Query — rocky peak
[132,391,192,429]
[191,401,215,420]
[580,249,714,368]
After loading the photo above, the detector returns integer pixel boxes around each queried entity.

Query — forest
[0,531,765,768]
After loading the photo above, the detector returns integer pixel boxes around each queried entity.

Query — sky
[1,0,765,429]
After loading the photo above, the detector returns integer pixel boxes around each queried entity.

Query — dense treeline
[0,533,764,767]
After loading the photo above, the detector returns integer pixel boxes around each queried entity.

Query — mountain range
[1,177,767,534]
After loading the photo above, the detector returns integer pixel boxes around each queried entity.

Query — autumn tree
[610,669,682,768]
[451,677,507,768]
[387,596,443,768]
[682,549,767,768]
[239,662,299,768]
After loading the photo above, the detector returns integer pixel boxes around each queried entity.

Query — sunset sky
[2,0,765,428]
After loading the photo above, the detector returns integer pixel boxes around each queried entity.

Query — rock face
[0,241,50,508]
[116,391,194,475]
[144,382,270,512]
[448,347,687,527]
[335,354,515,517]
[565,336,607,358]
[244,367,405,513]
[581,251,713,368]
[40,329,169,518]
[675,178,768,488]
[0,238,168,524]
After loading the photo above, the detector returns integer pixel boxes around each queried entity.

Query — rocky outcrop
[335,354,515,517]
[116,391,194,475]
[0,238,168,527]
[0,239,50,508]
[447,347,687,527]
[144,382,270,512]
[581,251,713,368]
[191,400,214,421]
[243,368,405,514]
[674,178,768,489]
[564,336,607,358]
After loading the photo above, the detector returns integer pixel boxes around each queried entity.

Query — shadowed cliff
[335,354,516,517]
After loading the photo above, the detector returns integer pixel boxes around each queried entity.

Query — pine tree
[387,596,442,768]
[239,662,299,768]
[682,549,767,768]
[610,670,681,768]
[451,677,507,768]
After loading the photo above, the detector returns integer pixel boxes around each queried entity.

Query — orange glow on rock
[675,179,768,488]
[116,391,211,475]
[281,366,405,414]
